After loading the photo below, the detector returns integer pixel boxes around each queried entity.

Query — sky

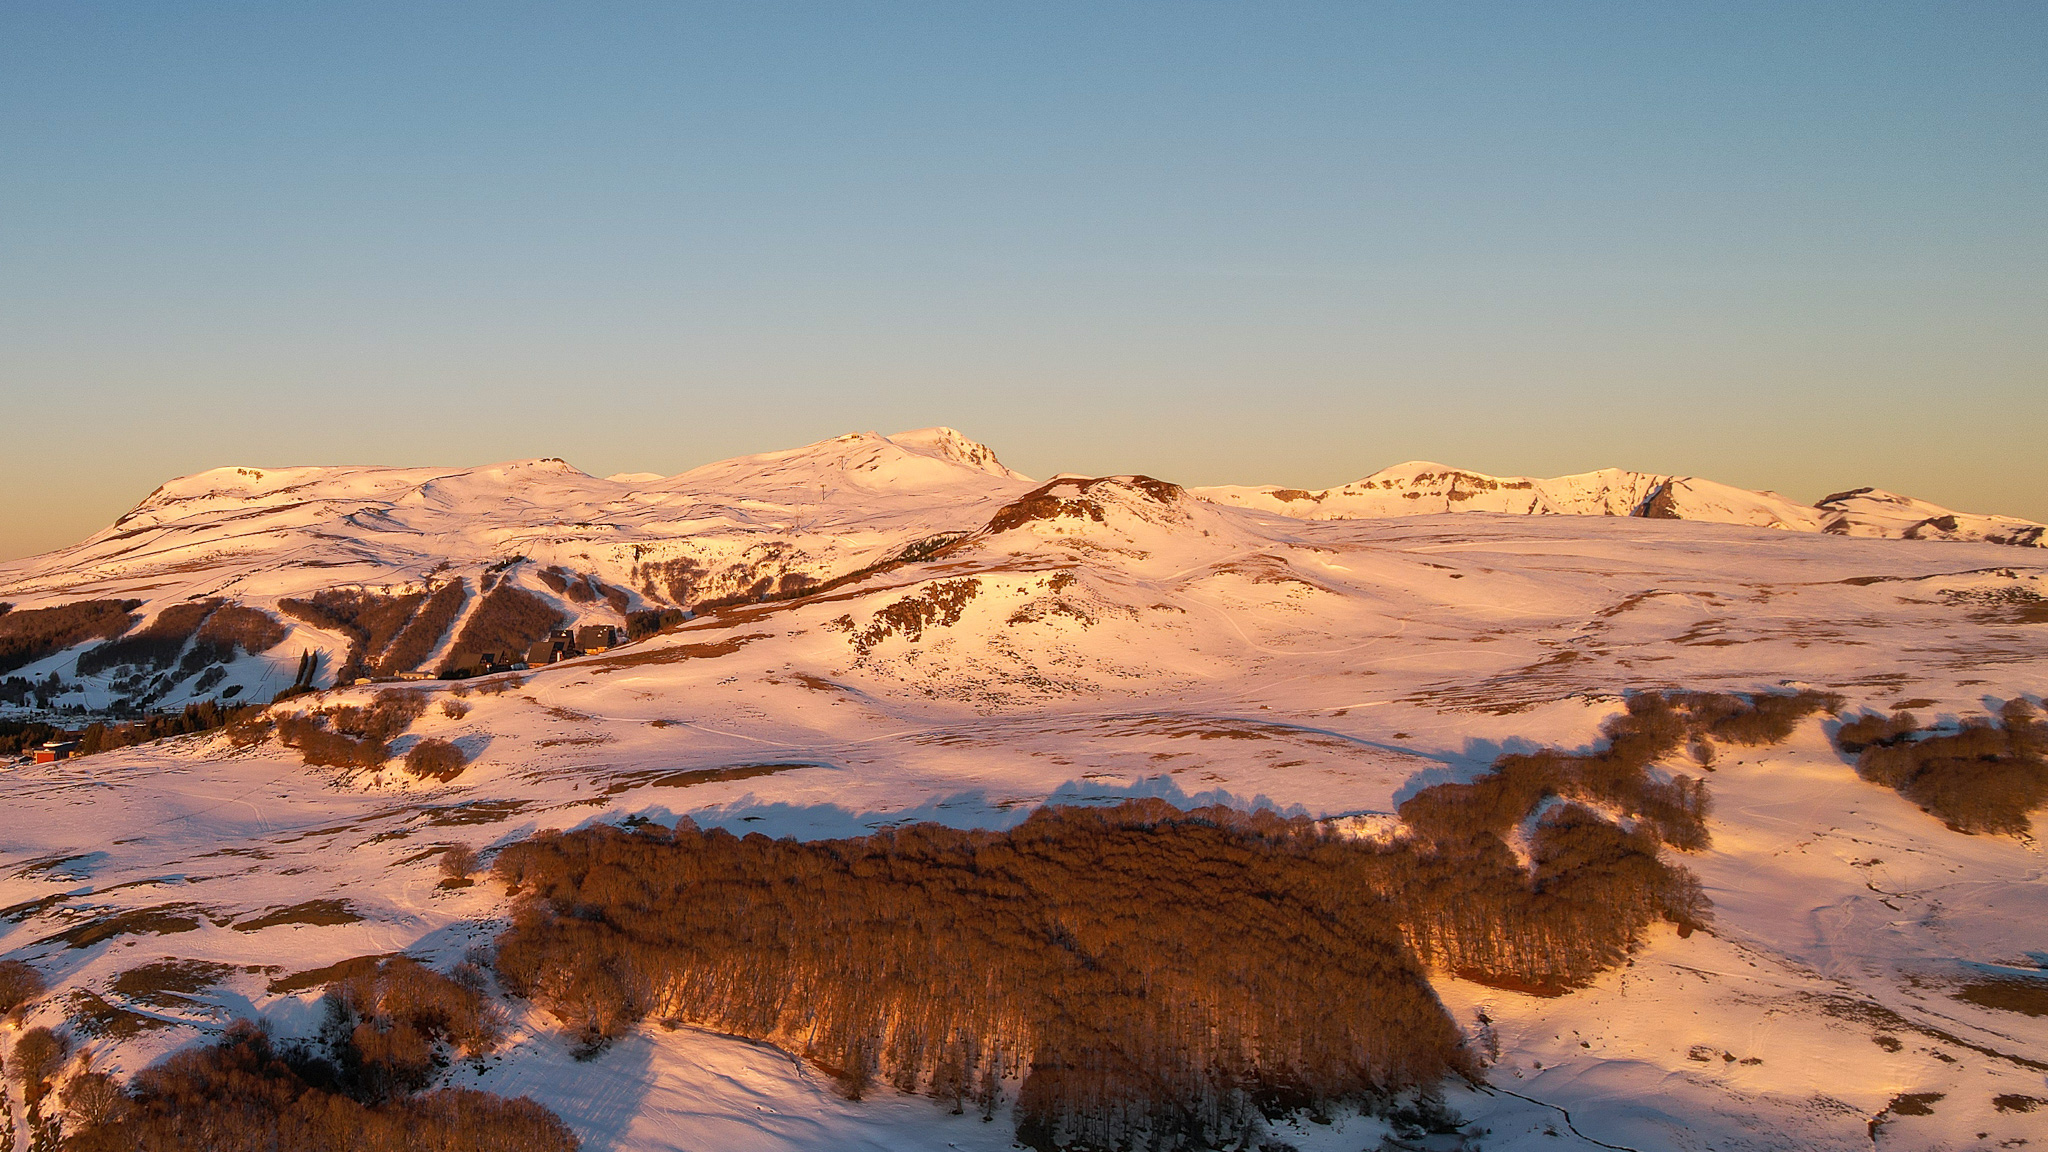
[2,1,2043,561]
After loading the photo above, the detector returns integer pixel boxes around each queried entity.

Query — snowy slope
[2,433,2045,1151]
[1195,461,2043,546]
[0,429,1036,713]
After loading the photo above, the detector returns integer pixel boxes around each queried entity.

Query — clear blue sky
[3,1,2043,560]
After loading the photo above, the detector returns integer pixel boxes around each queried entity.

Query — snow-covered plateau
[0,429,2043,1152]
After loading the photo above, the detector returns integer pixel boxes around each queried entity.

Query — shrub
[335,692,429,741]
[0,957,46,1017]
[278,716,389,769]
[275,693,427,770]
[1673,688,1841,746]
[405,739,470,782]
[62,1070,131,1129]
[440,844,478,880]
[441,700,470,720]
[273,697,399,765]
[0,599,141,674]
[9,1025,70,1105]
[1835,710,1919,754]
[320,957,507,1096]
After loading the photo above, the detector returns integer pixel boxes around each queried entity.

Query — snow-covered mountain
[2,430,2045,1151]
[2,433,2038,717]
[0,429,1037,711]
[1195,461,2046,545]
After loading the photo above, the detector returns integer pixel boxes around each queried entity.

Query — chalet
[576,624,618,653]
[35,739,79,764]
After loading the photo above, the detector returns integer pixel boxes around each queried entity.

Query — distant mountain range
[1195,460,2045,547]
[0,428,2039,714]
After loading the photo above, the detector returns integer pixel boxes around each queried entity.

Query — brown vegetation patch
[491,684,1763,1151]
[1836,700,2046,835]
[65,1015,573,1152]
[1884,1092,1943,1117]
[267,953,399,995]
[0,957,48,1015]
[1956,975,2048,1017]
[0,598,141,674]
[984,475,1186,535]
[14,852,99,879]
[1107,714,1348,745]
[599,761,813,795]
[38,903,208,949]
[1941,585,2048,625]
[1205,554,1329,591]
[781,672,853,692]
[1398,691,1834,858]
[853,578,980,654]
[279,589,428,683]
[110,959,239,1008]
[1452,970,1572,998]
[1814,993,2048,1072]
[277,692,428,770]
[196,603,288,654]
[585,632,768,671]
[418,799,532,827]
[68,988,169,1039]
[232,899,363,932]
[1007,599,1096,627]
[403,737,471,781]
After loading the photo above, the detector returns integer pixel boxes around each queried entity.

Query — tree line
[1837,698,2044,834]
[487,688,1834,1151]
[0,600,140,675]
[46,957,576,1152]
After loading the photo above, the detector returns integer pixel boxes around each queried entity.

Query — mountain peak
[884,427,1025,480]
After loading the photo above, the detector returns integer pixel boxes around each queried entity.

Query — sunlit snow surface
[2,447,2045,1150]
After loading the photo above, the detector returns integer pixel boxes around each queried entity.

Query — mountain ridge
[0,429,2040,716]
[1194,459,2045,546]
